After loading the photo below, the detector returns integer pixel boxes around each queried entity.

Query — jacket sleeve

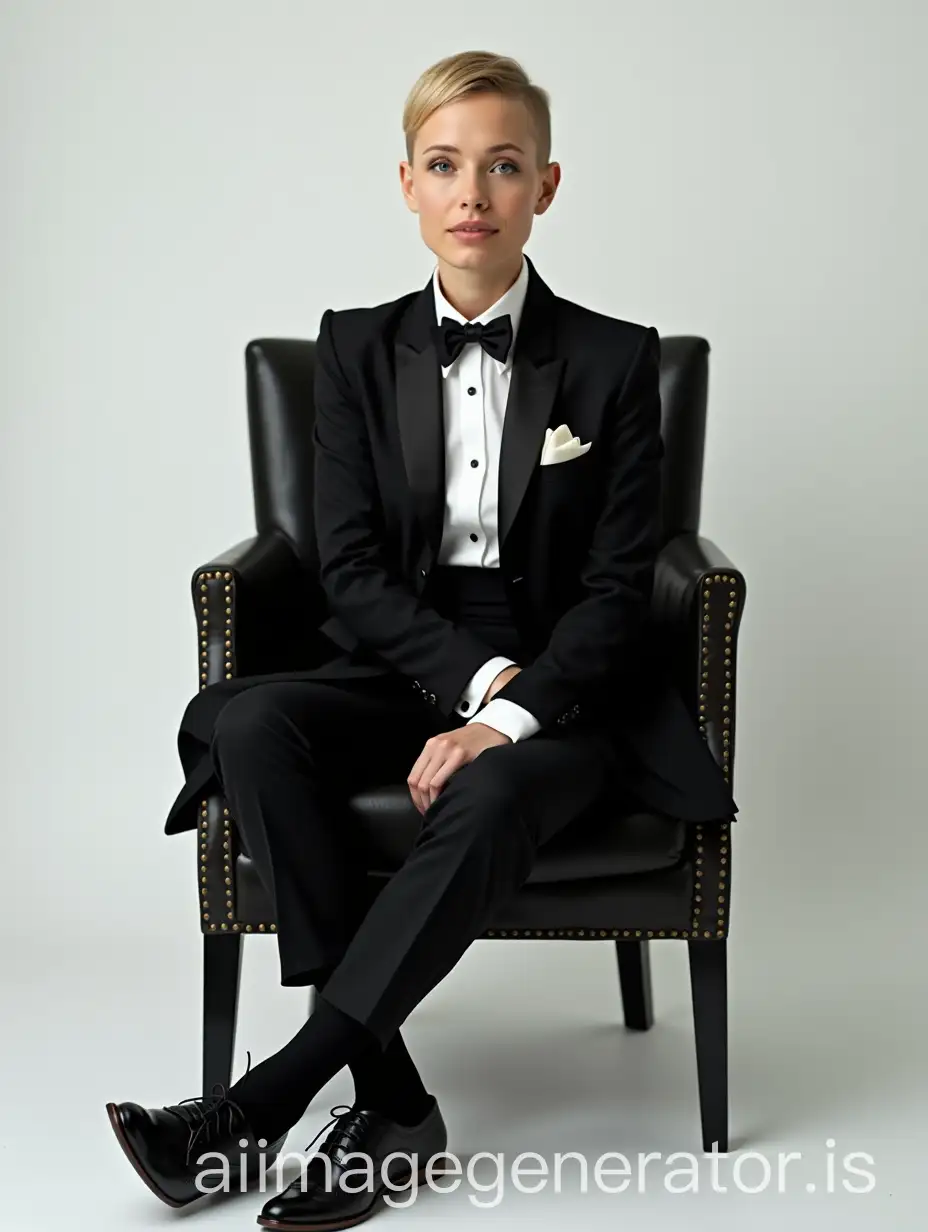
[489,325,664,730]
[312,308,504,715]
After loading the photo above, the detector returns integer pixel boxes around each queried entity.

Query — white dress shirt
[432,253,541,743]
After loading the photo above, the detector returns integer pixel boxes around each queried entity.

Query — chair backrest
[242,332,710,562]
[656,335,710,542]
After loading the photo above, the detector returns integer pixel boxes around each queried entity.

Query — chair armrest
[651,532,747,781]
[191,529,331,685]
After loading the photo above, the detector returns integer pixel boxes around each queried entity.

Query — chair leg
[687,938,728,1152]
[203,932,242,1093]
[615,939,654,1030]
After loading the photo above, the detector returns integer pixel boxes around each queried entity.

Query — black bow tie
[432,314,513,369]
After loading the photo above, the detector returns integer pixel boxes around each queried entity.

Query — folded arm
[490,325,664,730]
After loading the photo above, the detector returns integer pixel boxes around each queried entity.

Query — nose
[459,174,488,210]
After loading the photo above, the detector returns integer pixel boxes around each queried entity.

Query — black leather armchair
[192,334,745,1152]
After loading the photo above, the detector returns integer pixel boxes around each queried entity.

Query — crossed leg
[207,677,620,1139]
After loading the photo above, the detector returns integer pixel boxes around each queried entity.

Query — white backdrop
[2,1,925,1224]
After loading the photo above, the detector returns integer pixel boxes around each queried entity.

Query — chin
[439,241,508,266]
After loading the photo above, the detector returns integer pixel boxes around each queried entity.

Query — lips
[450,224,496,233]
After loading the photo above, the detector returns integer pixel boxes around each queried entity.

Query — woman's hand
[407,724,511,815]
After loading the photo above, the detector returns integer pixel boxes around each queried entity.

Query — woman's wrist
[482,664,522,704]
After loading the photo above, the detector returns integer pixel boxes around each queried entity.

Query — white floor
[3,913,922,1231]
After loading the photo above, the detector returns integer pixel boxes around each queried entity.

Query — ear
[399,161,418,213]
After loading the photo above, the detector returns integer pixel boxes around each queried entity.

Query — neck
[436,254,523,321]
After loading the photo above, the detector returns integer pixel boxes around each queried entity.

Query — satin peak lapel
[393,254,565,560]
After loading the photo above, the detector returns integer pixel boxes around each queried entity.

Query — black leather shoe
[106,1059,287,1208]
[257,1095,448,1230]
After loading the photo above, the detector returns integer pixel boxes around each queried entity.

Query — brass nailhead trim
[481,927,690,938]
[197,570,280,934]
[197,570,235,691]
[695,572,741,938]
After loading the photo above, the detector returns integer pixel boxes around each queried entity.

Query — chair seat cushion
[347,785,686,882]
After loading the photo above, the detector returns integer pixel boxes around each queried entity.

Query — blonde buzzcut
[403,50,552,170]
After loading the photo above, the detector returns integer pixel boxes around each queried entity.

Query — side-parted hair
[403,51,552,171]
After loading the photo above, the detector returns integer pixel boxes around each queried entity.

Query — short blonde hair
[403,51,552,170]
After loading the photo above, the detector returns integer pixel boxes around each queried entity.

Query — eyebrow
[421,143,525,156]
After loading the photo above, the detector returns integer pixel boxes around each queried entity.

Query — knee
[209,686,293,768]
[426,747,528,844]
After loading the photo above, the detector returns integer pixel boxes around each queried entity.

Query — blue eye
[427,159,520,174]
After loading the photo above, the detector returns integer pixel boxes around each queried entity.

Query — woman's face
[400,93,559,278]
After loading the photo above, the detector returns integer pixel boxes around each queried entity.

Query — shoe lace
[162,1049,253,1166]
[304,1103,374,1163]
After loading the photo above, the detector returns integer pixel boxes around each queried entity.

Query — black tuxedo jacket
[163,253,737,835]
[309,253,738,825]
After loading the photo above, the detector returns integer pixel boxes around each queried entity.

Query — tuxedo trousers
[209,565,630,1050]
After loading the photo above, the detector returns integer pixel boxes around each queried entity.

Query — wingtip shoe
[257,1094,449,1230]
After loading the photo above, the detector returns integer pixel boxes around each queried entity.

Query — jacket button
[429,693,437,703]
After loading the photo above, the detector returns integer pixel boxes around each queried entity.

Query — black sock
[227,994,374,1144]
[349,1031,434,1126]
[309,966,432,1126]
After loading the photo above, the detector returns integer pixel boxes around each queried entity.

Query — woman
[106,49,737,1228]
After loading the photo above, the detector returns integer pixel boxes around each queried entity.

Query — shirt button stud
[467,386,477,395]
[461,700,470,711]
[469,533,478,542]
[470,459,479,467]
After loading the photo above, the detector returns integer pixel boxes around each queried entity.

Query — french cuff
[467,697,541,743]
[454,655,517,717]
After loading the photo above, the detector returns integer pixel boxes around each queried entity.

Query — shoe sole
[105,1102,193,1208]
[256,1162,436,1231]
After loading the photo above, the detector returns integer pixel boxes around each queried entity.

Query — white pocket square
[539,423,592,466]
